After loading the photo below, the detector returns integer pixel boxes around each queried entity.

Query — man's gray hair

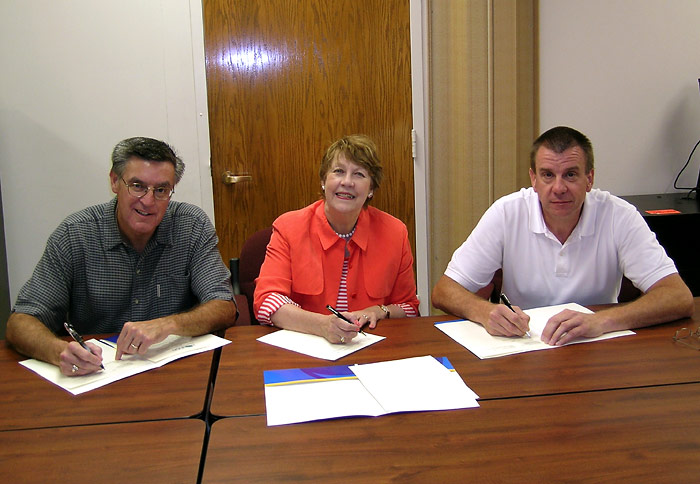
[111,137,185,183]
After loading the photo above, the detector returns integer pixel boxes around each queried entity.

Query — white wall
[0,0,213,305]
[539,0,700,196]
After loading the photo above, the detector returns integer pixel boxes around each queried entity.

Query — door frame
[409,0,431,316]
[189,0,431,315]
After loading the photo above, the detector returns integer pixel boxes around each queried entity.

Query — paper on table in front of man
[435,302,635,359]
[263,356,479,426]
[257,328,385,360]
[19,333,230,395]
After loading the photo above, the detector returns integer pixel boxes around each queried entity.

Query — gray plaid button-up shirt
[13,197,233,335]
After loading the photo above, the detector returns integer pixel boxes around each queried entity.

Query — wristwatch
[379,305,391,319]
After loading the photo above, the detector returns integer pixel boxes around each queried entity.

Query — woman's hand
[321,312,362,344]
[348,308,379,330]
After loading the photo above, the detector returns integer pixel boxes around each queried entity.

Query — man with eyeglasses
[6,137,237,376]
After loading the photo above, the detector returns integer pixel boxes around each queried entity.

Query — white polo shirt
[444,188,678,309]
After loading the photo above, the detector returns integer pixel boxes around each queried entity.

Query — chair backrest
[231,227,273,324]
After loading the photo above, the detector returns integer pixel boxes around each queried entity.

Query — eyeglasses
[672,327,700,350]
[121,178,174,201]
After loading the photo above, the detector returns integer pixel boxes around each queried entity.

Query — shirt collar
[103,198,124,250]
[103,197,174,251]
[314,200,370,251]
[527,188,547,235]
[576,191,596,237]
[527,187,596,241]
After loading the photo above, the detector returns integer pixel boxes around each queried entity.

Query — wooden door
[202,0,414,262]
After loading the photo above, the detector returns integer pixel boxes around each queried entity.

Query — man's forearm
[163,299,238,336]
[5,313,67,365]
[596,273,694,332]
[431,275,494,324]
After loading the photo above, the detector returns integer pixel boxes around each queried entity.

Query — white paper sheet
[436,303,635,359]
[19,334,230,394]
[349,355,480,413]
[265,378,387,426]
[257,329,385,360]
[263,356,479,426]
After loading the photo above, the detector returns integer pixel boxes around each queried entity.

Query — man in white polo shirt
[432,126,693,346]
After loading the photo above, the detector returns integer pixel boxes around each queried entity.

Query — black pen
[325,305,367,335]
[64,322,105,370]
[499,293,531,338]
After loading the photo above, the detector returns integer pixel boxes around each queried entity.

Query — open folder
[435,303,634,359]
[19,333,230,395]
[263,355,480,426]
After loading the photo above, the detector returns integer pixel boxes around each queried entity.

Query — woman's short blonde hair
[320,135,384,200]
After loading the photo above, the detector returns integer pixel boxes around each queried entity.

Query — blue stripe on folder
[264,365,356,386]
[434,356,454,370]
[434,320,464,326]
[264,357,456,386]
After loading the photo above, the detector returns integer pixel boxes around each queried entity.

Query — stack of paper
[19,333,230,394]
[263,355,479,426]
[435,302,634,359]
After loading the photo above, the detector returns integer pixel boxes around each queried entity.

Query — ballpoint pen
[325,305,367,335]
[499,293,531,338]
[64,322,105,370]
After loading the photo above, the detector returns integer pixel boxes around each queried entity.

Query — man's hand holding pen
[59,338,104,377]
[482,294,531,338]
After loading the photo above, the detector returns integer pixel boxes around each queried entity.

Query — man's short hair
[111,137,185,183]
[530,126,594,174]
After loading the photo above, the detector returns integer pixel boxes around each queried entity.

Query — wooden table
[202,383,700,483]
[211,298,700,416]
[0,419,205,484]
[0,339,216,431]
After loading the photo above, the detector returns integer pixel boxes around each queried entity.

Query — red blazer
[254,200,419,316]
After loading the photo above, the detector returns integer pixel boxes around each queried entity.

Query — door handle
[222,172,252,185]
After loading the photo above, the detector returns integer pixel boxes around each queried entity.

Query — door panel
[203,0,414,262]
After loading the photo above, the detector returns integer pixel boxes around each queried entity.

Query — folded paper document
[435,303,635,359]
[264,355,479,426]
[19,333,230,395]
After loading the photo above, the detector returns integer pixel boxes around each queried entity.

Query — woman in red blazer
[254,135,420,344]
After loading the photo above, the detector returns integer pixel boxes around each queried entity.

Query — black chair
[230,227,273,325]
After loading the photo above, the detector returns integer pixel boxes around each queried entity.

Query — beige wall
[428,0,538,310]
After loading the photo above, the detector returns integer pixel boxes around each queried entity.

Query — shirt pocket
[154,272,194,317]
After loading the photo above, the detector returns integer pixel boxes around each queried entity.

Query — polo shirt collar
[576,192,596,237]
[526,188,596,241]
[527,188,547,235]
